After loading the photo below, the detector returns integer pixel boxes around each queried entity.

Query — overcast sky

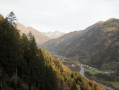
[0,0,119,33]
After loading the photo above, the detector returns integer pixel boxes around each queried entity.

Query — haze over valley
[0,0,119,90]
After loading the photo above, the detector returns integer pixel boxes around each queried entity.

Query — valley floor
[53,54,119,90]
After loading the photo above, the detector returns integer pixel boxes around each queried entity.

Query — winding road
[79,65,115,90]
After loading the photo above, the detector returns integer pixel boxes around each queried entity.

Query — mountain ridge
[16,22,50,46]
[0,13,105,90]
[43,18,119,71]
[44,31,65,39]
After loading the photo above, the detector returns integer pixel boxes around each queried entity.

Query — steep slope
[42,31,82,52]
[42,21,103,52]
[16,22,50,46]
[0,14,105,90]
[44,31,65,39]
[43,18,119,71]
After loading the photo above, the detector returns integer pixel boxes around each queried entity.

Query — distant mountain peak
[105,18,118,22]
[43,18,119,72]
[47,31,64,33]
[97,21,104,24]
[16,22,50,46]
[44,31,65,39]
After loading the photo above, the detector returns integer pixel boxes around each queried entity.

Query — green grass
[62,60,68,63]
[100,70,104,74]
[68,60,81,64]
[110,82,119,89]
[85,68,98,74]
[52,53,81,65]
[62,60,81,65]
[52,54,65,58]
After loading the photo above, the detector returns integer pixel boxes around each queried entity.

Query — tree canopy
[0,13,105,90]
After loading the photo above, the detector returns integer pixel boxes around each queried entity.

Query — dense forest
[0,13,106,90]
[43,18,119,72]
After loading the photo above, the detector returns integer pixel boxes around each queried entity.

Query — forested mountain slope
[42,31,82,52]
[43,18,119,71]
[42,21,103,52]
[0,14,105,90]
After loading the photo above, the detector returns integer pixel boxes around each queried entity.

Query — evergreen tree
[6,11,17,25]
[0,13,106,90]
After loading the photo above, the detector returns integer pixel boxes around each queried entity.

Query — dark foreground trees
[0,14,105,90]
[0,14,57,90]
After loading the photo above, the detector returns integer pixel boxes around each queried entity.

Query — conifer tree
[6,11,17,25]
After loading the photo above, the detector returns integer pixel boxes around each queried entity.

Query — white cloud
[0,0,119,32]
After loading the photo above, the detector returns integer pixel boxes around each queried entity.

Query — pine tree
[6,11,17,25]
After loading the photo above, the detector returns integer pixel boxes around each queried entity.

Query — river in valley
[79,65,115,90]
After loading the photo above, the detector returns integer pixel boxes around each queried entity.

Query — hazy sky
[0,0,119,32]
